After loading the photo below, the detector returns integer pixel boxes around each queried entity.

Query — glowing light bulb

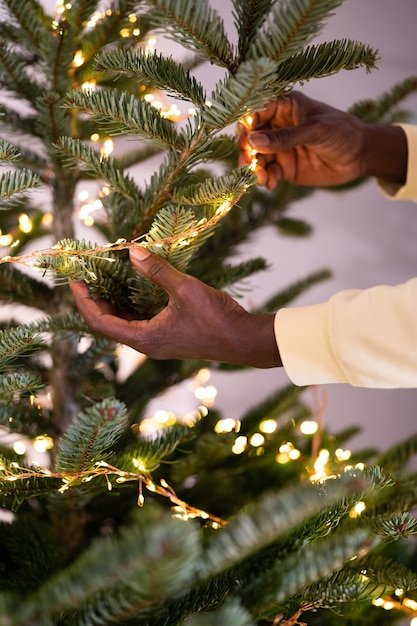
[18,213,33,233]
[260,419,277,434]
[300,420,319,435]
[33,436,54,453]
[73,50,85,67]
[249,433,265,447]
[100,138,114,157]
[13,441,26,455]
[276,452,290,464]
[232,436,247,455]
[336,448,352,461]
[81,79,97,91]
[214,418,239,434]
[349,501,366,518]
[0,234,13,246]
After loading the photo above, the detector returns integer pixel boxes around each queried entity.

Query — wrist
[237,313,282,369]
[360,124,408,185]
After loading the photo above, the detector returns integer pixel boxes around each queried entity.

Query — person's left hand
[70,246,281,369]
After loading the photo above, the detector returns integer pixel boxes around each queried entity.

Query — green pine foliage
[0,1,417,625]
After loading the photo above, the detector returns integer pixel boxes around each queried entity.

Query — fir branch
[183,597,255,626]
[55,398,128,476]
[0,169,42,200]
[94,48,207,106]
[0,103,38,137]
[0,326,44,370]
[201,134,239,163]
[39,239,135,312]
[374,432,417,472]
[101,190,142,241]
[276,215,313,237]
[203,58,278,130]
[303,569,371,608]
[246,526,374,612]
[34,311,91,335]
[144,0,234,69]
[33,92,71,146]
[0,137,49,175]
[0,263,53,310]
[54,136,143,202]
[65,0,101,29]
[359,554,417,594]
[240,384,305,426]
[119,424,194,473]
[0,401,52,440]
[0,470,63,513]
[113,143,163,171]
[0,372,43,403]
[144,206,205,266]
[365,511,417,541]
[271,39,379,88]
[201,257,268,291]
[232,0,274,62]
[350,75,417,123]
[64,87,183,148]
[71,336,115,381]
[1,0,51,54]
[0,514,63,594]
[172,167,257,206]
[202,469,378,579]
[0,138,20,162]
[44,17,80,95]
[19,508,201,624]
[129,206,201,315]
[0,40,43,101]
[248,0,345,64]
[256,269,332,313]
[76,0,143,63]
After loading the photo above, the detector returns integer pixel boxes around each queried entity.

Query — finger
[70,281,134,342]
[70,280,92,307]
[70,281,115,318]
[248,122,319,154]
[129,246,186,294]
[70,281,115,315]
[251,100,280,127]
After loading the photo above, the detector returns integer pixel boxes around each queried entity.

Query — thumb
[129,246,184,293]
[248,124,315,154]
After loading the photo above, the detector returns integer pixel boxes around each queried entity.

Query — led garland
[0,457,226,527]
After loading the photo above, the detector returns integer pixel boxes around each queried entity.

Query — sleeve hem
[274,304,349,386]
[377,124,417,202]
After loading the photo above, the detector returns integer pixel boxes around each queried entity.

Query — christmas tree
[1,0,417,624]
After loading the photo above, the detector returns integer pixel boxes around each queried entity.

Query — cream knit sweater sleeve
[274,124,417,388]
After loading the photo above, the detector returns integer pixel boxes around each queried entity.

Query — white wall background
[39,0,417,454]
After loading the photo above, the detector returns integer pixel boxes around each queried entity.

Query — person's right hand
[238,91,407,190]
[70,246,281,369]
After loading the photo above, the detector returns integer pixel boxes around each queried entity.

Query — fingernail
[248,132,270,149]
[130,245,151,261]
